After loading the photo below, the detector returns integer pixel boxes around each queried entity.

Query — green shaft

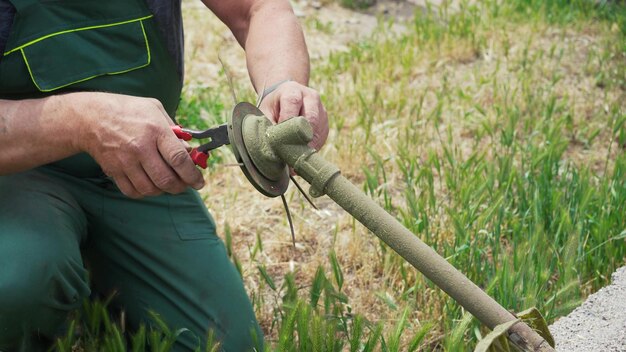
[326,174,514,327]
[313,173,552,351]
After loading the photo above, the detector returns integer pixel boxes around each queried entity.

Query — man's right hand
[0,92,204,198]
[75,92,205,198]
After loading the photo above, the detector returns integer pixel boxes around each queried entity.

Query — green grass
[315,0,624,348]
[56,0,626,350]
[53,298,222,352]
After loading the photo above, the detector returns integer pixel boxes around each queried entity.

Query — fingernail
[194,181,205,189]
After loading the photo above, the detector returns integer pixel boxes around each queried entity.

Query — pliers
[171,124,230,169]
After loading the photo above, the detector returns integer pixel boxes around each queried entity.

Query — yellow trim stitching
[20,19,152,93]
[140,20,152,67]
[4,15,153,55]
[20,48,41,91]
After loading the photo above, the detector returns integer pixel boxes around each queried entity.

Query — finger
[259,98,277,122]
[114,174,142,199]
[125,164,162,197]
[157,132,205,189]
[312,102,329,150]
[141,149,187,194]
[300,93,320,147]
[301,92,320,123]
[277,89,304,123]
[301,94,329,150]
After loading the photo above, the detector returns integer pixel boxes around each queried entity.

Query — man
[0,0,329,351]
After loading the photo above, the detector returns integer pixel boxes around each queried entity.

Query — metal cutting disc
[228,102,289,197]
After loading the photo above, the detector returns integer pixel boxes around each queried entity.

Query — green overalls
[0,1,262,351]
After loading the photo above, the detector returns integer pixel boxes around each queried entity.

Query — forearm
[203,0,310,93]
[244,1,310,93]
[0,95,84,174]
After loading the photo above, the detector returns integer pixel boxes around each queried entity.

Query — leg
[0,171,90,351]
[81,185,262,352]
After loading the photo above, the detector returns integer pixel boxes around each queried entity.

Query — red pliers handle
[171,125,193,141]
[171,124,230,169]
[171,125,209,169]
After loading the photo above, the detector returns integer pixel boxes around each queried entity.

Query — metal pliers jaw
[171,124,230,168]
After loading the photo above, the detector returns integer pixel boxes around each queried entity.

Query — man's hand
[0,92,204,198]
[76,92,205,198]
[259,81,329,150]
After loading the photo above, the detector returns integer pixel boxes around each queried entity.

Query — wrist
[57,92,102,153]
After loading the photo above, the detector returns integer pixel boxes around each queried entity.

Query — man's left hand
[259,81,329,151]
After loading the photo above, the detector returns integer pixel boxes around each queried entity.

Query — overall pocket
[1,16,152,93]
[0,0,183,115]
[168,189,219,241]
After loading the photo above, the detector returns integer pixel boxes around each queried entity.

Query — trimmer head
[228,102,290,197]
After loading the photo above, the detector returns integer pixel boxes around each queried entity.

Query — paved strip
[550,266,626,351]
